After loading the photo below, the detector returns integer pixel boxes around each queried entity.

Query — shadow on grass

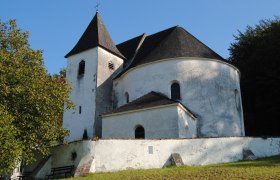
[211,155,280,168]
[70,155,280,180]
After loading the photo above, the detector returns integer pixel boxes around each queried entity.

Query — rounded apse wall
[113,57,244,137]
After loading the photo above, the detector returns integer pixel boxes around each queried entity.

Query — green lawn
[70,155,280,180]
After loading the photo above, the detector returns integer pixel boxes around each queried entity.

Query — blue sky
[1,0,279,74]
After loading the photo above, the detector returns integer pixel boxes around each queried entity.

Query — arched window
[78,60,85,77]
[171,82,181,100]
[135,125,145,139]
[125,92,129,103]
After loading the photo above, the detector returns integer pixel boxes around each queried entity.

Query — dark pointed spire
[65,12,125,59]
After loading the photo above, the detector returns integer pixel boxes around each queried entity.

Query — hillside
[70,155,280,179]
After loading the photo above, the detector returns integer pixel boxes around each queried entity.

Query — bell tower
[63,12,125,142]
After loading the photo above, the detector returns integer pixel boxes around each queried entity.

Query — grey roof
[137,26,224,64]
[115,26,225,78]
[116,33,146,65]
[103,91,196,118]
[65,12,125,59]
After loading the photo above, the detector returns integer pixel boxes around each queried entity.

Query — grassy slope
[70,155,280,180]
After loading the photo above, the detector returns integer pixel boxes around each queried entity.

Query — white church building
[62,12,245,142]
[14,12,280,179]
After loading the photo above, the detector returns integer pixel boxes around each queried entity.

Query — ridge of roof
[130,26,178,68]
[114,26,230,79]
[116,33,146,64]
[102,91,196,118]
[102,91,176,115]
[65,12,125,59]
[114,26,177,79]
[140,26,224,64]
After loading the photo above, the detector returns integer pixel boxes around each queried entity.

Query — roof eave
[102,103,178,117]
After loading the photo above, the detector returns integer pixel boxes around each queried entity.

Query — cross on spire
[95,0,100,12]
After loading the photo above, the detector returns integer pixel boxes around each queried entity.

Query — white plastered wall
[92,138,280,172]
[177,107,197,138]
[62,47,124,141]
[51,140,95,169]
[63,48,98,142]
[102,104,197,139]
[32,137,280,178]
[113,58,244,137]
[95,47,124,136]
[102,105,180,139]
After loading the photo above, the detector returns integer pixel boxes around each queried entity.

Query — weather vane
[95,0,101,12]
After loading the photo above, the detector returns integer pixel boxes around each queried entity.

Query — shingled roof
[116,33,146,63]
[136,26,224,65]
[103,91,196,118]
[115,26,225,78]
[65,12,125,59]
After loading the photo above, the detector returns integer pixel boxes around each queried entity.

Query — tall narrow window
[125,92,129,103]
[171,82,181,100]
[79,106,82,114]
[234,89,241,112]
[78,60,85,77]
[135,125,145,139]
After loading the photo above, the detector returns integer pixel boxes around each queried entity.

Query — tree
[0,105,21,175]
[229,18,280,136]
[0,20,73,174]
